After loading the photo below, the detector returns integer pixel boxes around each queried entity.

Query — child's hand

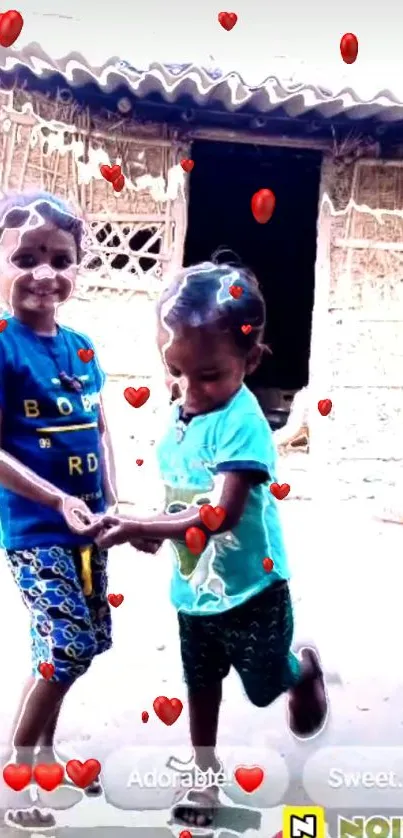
[58,495,103,536]
[95,515,138,549]
[129,538,163,554]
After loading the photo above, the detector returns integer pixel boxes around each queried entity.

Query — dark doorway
[183,139,322,421]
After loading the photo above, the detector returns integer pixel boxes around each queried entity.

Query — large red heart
[124,386,150,409]
[153,696,183,726]
[234,765,264,793]
[100,164,121,183]
[270,482,290,500]
[38,661,55,680]
[218,11,238,30]
[77,348,94,363]
[33,763,64,792]
[185,526,206,556]
[180,159,194,173]
[108,593,124,608]
[0,10,24,48]
[251,189,276,224]
[3,763,32,791]
[318,398,332,417]
[113,174,125,193]
[199,505,226,532]
[66,759,101,789]
[229,285,243,299]
[0,319,8,332]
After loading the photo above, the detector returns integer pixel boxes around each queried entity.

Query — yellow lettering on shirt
[87,453,98,472]
[69,456,83,475]
[24,400,40,418]
[57,397,73,416]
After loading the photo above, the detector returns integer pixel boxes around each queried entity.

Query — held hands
[58,496,162,553]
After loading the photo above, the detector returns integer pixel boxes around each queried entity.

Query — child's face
[0,217,78,317]
[158,323,260,415]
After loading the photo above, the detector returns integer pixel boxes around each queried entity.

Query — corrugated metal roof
[1,11,403,122]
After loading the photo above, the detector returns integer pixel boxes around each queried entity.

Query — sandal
[288,647,329,739]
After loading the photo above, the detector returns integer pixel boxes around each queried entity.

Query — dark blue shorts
[178,581,301,705]
[6,544,112,682]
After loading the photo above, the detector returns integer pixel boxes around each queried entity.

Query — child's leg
[231,582,328,736]
[171,611,229,828]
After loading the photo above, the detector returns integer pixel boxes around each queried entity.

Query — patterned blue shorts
[5,545,112,683]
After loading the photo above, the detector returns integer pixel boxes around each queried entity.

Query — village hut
[1,26,403,504]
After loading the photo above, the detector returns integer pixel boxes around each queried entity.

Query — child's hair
[0,191,84,261]
[158,255,270,357]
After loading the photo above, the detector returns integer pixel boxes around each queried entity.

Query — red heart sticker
[241,324,252,335]
[108,593,124,608]
[251,189,276,224]
[100,164,121,183]
[179,832,193,838]
[3,763,32,791]
[318,398,332,417]
[38,661,55,680]
[153,696,183,726]
[66,758,101,789]
[218,11,238,30]
[0,10,24,47]
[180,159,194,173]
[270,482,290,500]
[77,348,94,363]
[136,458,144,466]
[113,173,125,193]
[340,32,358,64]
[234,765,264,793]
[124,386,150,408]
[0,319,8,332]
[229,285,243,299]
[33,763,64,792]
[262,557,274,572]
[141,711,149,723]
[185,526,206,556]
[199,504,226,532]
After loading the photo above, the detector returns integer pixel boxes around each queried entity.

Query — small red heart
[185,526,206,556]
[234,765,264,793]
[0,319,8,332]
[251,189,276,224]
[141,711,149,723]
[270,482,290,500]
[262,557,274,572]
[124,386,150,408]
[241,324,252,335]
[179,832,193,838]
[77,348,94,363]
[199,504,226,532]
[218,11,238,30]
[108,593,124,607]
[180,159,194,173]
[113,173,125,192]
[136,459,144,466]
[0,10,24,48]
[318,398,332,417]
[100,164,121,183]
[229,285,243,299]
[66,759,101,789]
[153,696,183,726]
[3,763,32,791]
[340,32,358,65]
[38,661,55,680]
[33,763,64,792]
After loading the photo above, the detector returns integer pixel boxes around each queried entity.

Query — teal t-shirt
[0,316,106,550]
[157,384,290,616]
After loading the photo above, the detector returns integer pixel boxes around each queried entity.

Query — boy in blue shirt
[0,192,117,829]
[96,262,329,830]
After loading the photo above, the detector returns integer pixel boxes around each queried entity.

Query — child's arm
[0,410,98,534]
[95,471,255,548]
[98,398,118,509]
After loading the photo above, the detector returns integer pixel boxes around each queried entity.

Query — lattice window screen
[81,219,166,284]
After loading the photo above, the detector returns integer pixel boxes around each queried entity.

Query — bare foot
[171,757,223,828]
[288,647,328,738]
[5,806,56,830]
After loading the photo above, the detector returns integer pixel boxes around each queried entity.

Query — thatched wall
[310,155,403,502]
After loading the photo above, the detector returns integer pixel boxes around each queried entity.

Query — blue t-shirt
[0,316,106,550]
[157,384,290,616]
